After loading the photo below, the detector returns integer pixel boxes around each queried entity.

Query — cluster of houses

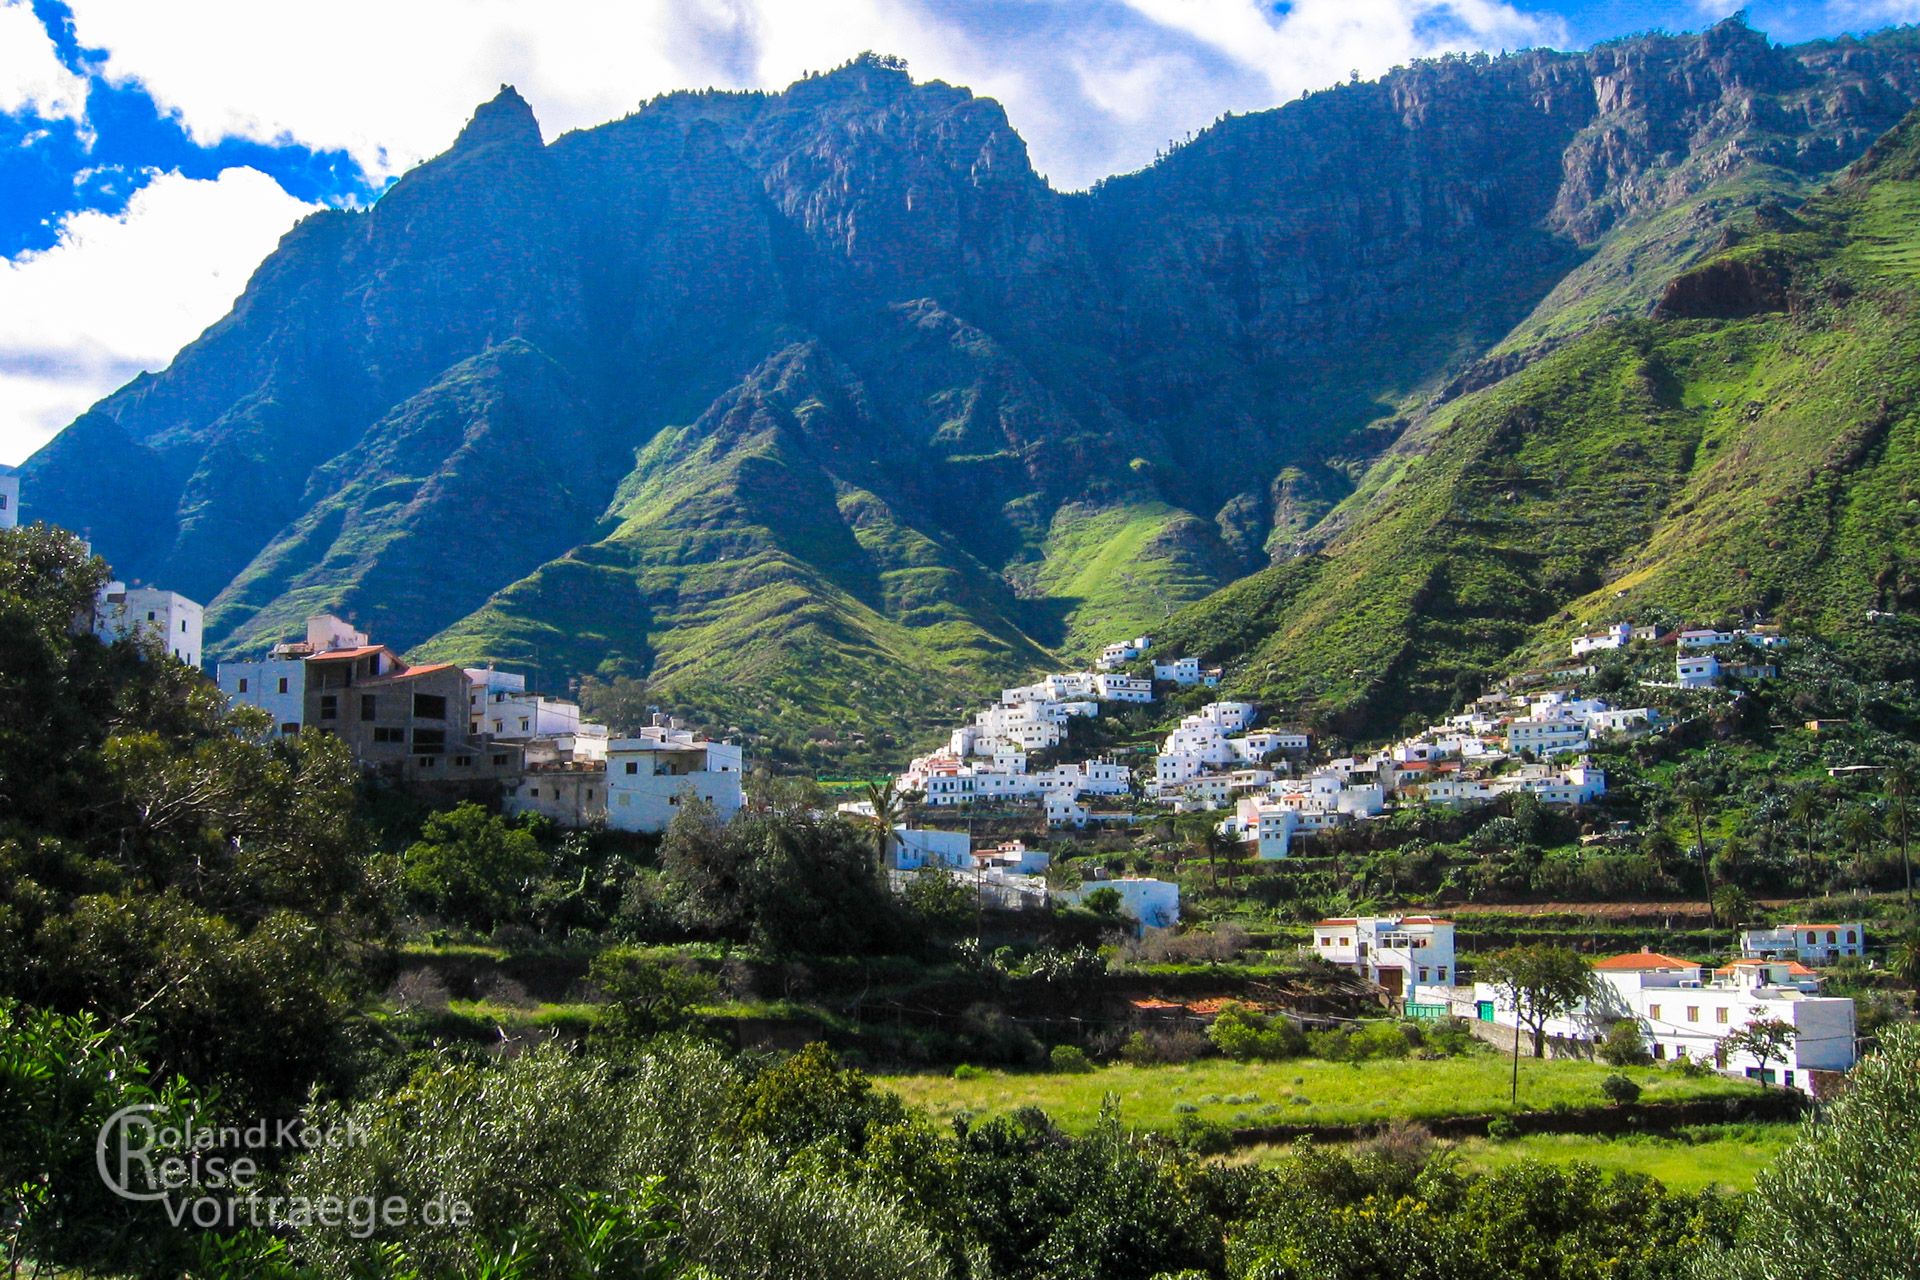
[1568,619,1786,690]
[1308,914,1863,1094]
[879,829,1180,930]
[213,613,742,832]
[898,641,1217,828]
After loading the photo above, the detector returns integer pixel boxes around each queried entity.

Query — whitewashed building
[467,667,609,763]
[0,473,17,529]
[887,826,973,871]
[605,724,743,832]
[1570,622,1631,657]
[1152,656,1202,685]
[1741,922,1866,965]
[1060,876,1178,929]
[1094,673,1154,703]
[1313,916,1457,1001]
[1506,715,1589,756]
[1096,636,1152,671]
[1232,796,1299,858]
[91,583,203,668]
[1677,654,1722,688]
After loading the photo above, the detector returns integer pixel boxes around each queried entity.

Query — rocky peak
[451,84,544,154]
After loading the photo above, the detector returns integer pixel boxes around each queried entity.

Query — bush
[1050,1044,1096,1073]
[1598,1019,1653,1067]
[1206,1002,1307,1061]
[952,1063,986,1080]
[1120,1028,1208,1065]
[1486,1116,1518,1141]
[1601,1074,1642,1106]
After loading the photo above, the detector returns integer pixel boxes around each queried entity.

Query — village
[4,474,1882,1124]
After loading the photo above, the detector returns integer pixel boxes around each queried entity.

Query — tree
[1787,784,1823,896]
[1676,777,1716,925]
[401,802,546,930]
[1886,759,1915,910]
[1722,1017,1797,1088]
[1483,945,1596,1103]
[1597,1019,1652,1067]
[588,948,718,1050]
[1693,1023,1920,1279]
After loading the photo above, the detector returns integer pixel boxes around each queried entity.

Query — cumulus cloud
[60,0,1563,191]
[0,167,318,463]
[0,0,90,128]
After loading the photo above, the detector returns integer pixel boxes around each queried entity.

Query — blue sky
[1,0,1915,464]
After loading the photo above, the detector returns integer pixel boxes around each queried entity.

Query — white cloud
[58,0,1564,192]
[0,167,318,464]
[1822,0,1920,19]
[0,0,90,129]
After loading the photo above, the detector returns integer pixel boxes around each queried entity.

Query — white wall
[216,657,306,735]
[605,737,744,832]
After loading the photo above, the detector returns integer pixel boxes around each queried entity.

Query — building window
[147,611,156,621]
[237,678,249,693]
[1653,1043,1666,1060]
[413,693,448,720]
[1846,930,1857,944]
[372,727,405,744]
[319,695,338,720]
[412,729,446,754]
[669,795,680,806]
[530,787,540,798]
[625,761,638,775]
[1826,930,1837,944]
[361,694,377,721]
[278,677,290,694]
[492,754,507,766]
[455,755,472,767]
[1716,1007,1729,1024]
[586,789,594,799]
[1437,966,1448,981]
[1648,1003,1662,1021]
[181,619,187,633]
[1686,1006,1699,1023]
[279,723,298,735]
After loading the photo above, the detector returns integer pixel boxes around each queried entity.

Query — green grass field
[876,1055,1753,1136]
[1446,1123,1799,1192]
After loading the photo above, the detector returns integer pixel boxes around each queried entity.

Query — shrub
[1207,1002,1307,1060]
[1597,1019,1653,1067]
[1050,1044,1095,1073]
[1601,1074,1642,1106]
[952,1063,985,1080]
[1486,1116,1518,1141]
[1120,1028,1208,1065]
[1173,1114,1235,1155]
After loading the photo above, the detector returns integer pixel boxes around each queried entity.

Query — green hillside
[1161,105,1920,735]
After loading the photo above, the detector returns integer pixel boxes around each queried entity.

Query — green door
[1476,1001,1495,1022]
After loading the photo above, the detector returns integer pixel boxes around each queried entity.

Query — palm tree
[1838,803,1881,892]
[860,778,905,864]
[1678,779,1716,926]
[1887,760,1915,911]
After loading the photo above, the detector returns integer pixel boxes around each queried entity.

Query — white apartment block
[1095,673,1154,703]
[0,473,17,529]
[1059,876,1178,929]
[91,583,203,668]
[1678,628,1738,649]
[1506,716,1589,756]
[1233,729,1310,761]
[1741,922,1866,965]
[466,667,609,762]
[1313,916,1457,1001]
[605,726,743,832]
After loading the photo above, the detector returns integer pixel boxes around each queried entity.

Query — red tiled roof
[1594,951,1698,972]
[1315,918,1358,926]
[1719,960,1818,976]
[1400,916,1453,925]
[307,646,386,662]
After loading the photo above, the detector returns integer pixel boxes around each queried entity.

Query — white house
[1570,622,1631,657]
[887,826,973,871]
[1096,636,1152,671]
[605,724,743,832]
[1740,922,1866,965]
[91,583,203,668]
[1586,707,1660,737]
[1677,654,1722,688]
[1061,876,1179,929]
[504,767,607,827]
[0,473,17,529]
[1045,792,1091,827]
[1198,701,1257,732]
[1678,628,1738,649]
[1152,656,1202,685]
[1312,916,1457,1001]
[1475,950,1857,1093]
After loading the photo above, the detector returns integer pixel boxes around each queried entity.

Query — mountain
[1155,91,1920,736]
[21,22,1920,758]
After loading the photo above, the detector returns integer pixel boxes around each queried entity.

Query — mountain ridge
[22,22,1920,759]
